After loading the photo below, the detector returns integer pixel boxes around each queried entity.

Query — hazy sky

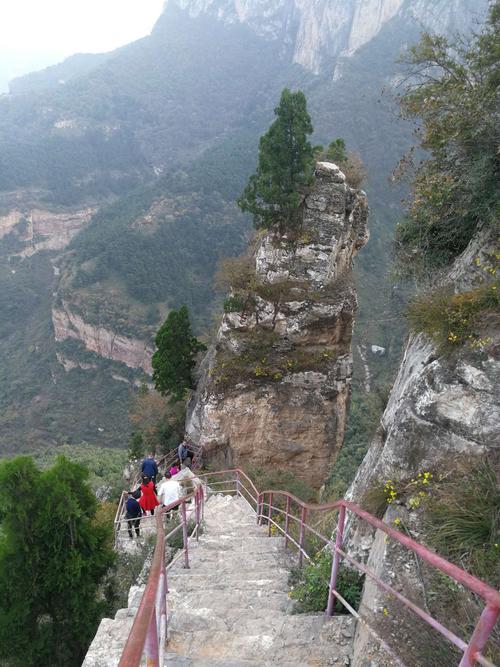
[0,0,166,56]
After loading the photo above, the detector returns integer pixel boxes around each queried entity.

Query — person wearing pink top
[169,464,180,476]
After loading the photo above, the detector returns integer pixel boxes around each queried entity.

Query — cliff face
[345,228,499,666]
[170,0,487,74]
[186,162,368,489]
[0,205,95,257]
[348,227,499,501]
[52,301,154,374]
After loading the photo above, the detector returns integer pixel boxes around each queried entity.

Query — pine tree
[238,88,315,234]
[0,456,115,667]
[324,138,347,164]
[152,305,206,402]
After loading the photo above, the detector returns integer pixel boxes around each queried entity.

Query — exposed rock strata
[171,0,487,74]
[186,162,368,489]
[0,205,95,256]
[52,302,154,374]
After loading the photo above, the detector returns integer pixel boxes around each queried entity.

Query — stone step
[166,575,287,593]
[165,657,265,667]
[166,615,352,665]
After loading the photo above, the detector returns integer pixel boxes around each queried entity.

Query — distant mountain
[8,52,113,95]
[0,49,67,94]
[0,0,489,455]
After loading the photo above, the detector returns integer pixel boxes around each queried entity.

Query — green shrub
[289,550,364,613]
[223,295,245,313]
[407,281,499,352]
[424,457,499,586]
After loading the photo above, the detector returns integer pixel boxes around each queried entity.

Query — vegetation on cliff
[395,2,499,274]
[0,456,115,667]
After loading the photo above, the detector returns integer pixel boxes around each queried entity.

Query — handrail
[258,492,500,609]
[118,486,204,667]
[115,467,499,667]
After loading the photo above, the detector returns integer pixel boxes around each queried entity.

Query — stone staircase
[164,494,354,666]
[83,493,355,667]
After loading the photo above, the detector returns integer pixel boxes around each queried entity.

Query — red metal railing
[116,468,499,667]
[117,485,204,667]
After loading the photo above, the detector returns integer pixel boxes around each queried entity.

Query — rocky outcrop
[170,0,488,74]
[52,302,154,374]
[348,227,499,501]
[186,162,368,489]
[0,205,95,256]
[345,227,499,666]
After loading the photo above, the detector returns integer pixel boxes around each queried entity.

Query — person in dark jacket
[141,453,158,484]
[178,441,189,467]
[125,491,142,539]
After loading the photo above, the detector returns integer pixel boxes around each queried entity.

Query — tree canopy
[237,88,315,234]
[395,4,500,274]
[151,306,206,403]
[0,456,115,667]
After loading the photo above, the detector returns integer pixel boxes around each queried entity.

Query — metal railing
[115,468,500,667]
[117,485,204,667]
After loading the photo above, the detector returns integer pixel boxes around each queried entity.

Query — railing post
[235,470,240,498]
[458,603,499,667]
[326,504,346,616]
[298,506,307,567]
[284,496,291,549]
[144,607,159,667]
[195,488,200,542]
[181,500,190,569]
[268,492,273,537]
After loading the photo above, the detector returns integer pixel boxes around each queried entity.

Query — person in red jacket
[139,476,159,515]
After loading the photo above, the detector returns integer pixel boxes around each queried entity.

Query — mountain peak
[164,0,488,74]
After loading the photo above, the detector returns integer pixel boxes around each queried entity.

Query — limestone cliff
[0,204,95,257]
[170,0,487,74]
[52,301,154,374]
[345,227,499,666]
[186,162,368,489]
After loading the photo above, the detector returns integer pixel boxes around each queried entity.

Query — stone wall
[186,162,368,489]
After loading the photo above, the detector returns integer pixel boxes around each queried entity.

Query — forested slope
[0,0,488,454]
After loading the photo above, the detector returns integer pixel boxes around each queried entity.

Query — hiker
[169,462,180,476]
[157,471,182,516]
[139,476,159,515]
[178,440,190,467]
[125,491,142,539]
[141,452,158,484]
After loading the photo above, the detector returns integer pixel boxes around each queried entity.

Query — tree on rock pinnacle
[238,88,315,234]
[152,305,206,403]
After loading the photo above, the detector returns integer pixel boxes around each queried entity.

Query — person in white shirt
[157,471,182,515]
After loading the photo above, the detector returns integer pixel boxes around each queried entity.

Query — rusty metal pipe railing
[116,468,499,667]
[117,486,203,667]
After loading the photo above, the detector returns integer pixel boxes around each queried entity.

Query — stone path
[165,494,354,666]
[83,493,355,667]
